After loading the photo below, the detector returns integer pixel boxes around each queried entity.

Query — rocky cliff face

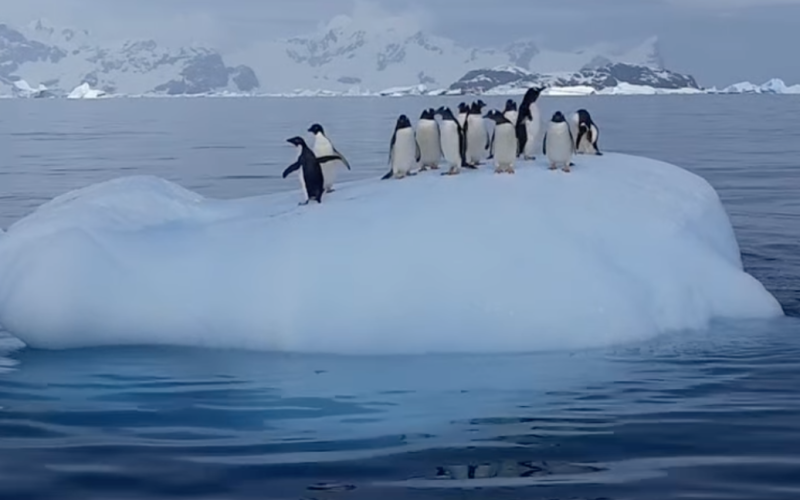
[448,63,700,94]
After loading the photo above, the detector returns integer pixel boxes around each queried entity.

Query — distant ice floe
[711,78,800,95]
[67,82,107,99]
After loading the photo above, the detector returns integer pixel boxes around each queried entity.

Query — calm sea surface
[0,95,799,499]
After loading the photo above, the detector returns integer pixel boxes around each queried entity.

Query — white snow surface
[0,153,782,353]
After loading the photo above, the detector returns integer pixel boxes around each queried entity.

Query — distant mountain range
[1,17,798,98]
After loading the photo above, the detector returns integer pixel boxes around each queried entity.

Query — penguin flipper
[488,130,495,158]
[515,122,527,157]
[332,147,352,170]
[388,130,397,165]
[415,140,421,163]
[282,161,301,179]
[542,133,547,156]
[316,155,342,165]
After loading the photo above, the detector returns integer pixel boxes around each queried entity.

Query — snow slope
[0,153,781,353]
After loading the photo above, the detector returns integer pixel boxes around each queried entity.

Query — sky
[4,0,800,87]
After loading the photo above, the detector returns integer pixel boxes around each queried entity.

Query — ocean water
[0,94,799,499]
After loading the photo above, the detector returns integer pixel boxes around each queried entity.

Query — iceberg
[0,153,782,353]
[67,82,107,99]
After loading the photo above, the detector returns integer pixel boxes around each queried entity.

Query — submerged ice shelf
[0,153,783,353]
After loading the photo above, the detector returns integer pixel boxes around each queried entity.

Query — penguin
[434,106,468,176]
[483,109,518,174]
[456,102,469,129]
[515,86,544,160]
[416,108,442,171]
[307,123,351,193]
[382,114,420,180]
[543,111,575,173]
[571,109,602,155]
[503,99,518,126]
[464,100,489,167]
[282,136,342,204]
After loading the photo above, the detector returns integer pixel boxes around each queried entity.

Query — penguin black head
[458,102,469,113]
[550,111,566,123]
[307,123,325,135]
[575,109,592,125]
[287,136,307,147]
[476,99,487,109]
[434,106,452,119]
[504,99,517,112]
[483,109,506,124]
[395,114,412,129]
[419,108,432,120]
[521,86,545,107]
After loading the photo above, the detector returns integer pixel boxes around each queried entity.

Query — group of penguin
[283,86,602,205]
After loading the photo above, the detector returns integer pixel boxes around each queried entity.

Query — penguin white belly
[493,123,517,168]
[523,105,541,158]
[416,120,441,167]
[440,121,461,167]
[313,135,337,189]
[391,129,417,176]
[504,110,518,127]
[466,115,486,164]
[545,123,574,165]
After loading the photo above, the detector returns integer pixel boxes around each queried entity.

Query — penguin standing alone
[307,123,351,193]
[416,108,442,171]
[515,87,544,160]
[484,109,518,174]
[571,109,602,155]
[543,111,575,173]
[382,114,420,180]
[282,136,342,204]
[434,106,467,176]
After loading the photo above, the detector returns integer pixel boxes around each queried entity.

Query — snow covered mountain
[449,63,699,94]
[224,14,665,94]
[0,20,258,97]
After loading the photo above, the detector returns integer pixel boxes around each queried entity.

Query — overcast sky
[5,0,800,87]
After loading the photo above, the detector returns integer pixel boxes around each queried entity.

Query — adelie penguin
[307,123,351,193]
[515,86,544,160]
[543,111,576,173]
[571,109,602,155]
[382,114,420,180]
[464,100,489,167]
[416,108,442,171]
[283,136,342,204]
[434,106,468,176]
[484,109,518,174]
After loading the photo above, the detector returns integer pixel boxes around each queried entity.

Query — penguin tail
[381,169,394,180]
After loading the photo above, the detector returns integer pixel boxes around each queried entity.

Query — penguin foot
[548,163,557,170]
[596,151,603,156]
[562,166,571,173]
[506,166,516,174]
[494,166,504,174]
[407,171,418,176]
[298,200,310,206]
[419,166,428,172]
[430,165,439,170]
[325,187,335,193]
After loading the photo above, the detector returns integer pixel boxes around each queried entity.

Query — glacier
[0,153,783,353]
